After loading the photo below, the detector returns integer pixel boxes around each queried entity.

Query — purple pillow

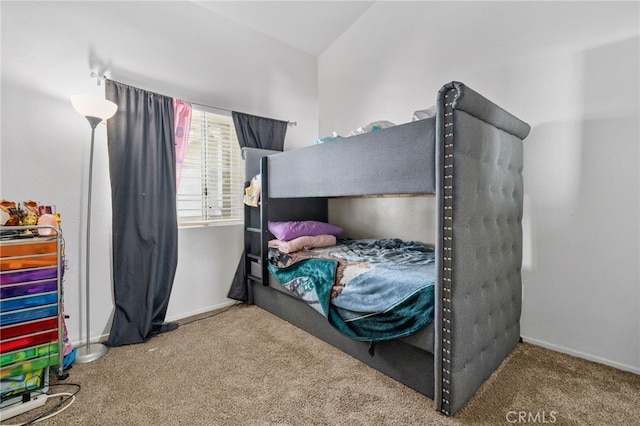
[268,220,343,242]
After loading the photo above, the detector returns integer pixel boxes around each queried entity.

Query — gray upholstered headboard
[434,82,531,415]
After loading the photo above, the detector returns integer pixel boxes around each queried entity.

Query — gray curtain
[232,112,288,151]
[105,80,178,346]
[227,112,288,302]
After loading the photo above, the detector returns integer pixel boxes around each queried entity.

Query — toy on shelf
[0,200,61,239]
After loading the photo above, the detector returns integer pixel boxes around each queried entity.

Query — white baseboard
[71,301,239,348]
[521,336,640,375]
[165,300,237,323]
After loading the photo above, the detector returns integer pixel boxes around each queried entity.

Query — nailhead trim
[440,86,457,416]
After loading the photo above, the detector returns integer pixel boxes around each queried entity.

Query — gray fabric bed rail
[266,117,436,198]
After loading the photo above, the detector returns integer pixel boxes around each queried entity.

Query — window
[177,108,244,226]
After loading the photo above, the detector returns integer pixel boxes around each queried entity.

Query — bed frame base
[250,282,435,398]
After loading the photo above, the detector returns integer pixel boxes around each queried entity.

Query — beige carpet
[3,304,639,425]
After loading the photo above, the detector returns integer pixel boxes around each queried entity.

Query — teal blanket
[268,239,435,342]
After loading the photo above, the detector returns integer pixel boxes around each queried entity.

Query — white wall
[1,1,318,345]
[319,2,639,373]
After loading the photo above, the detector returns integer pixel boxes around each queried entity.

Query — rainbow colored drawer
[1,233,64,403]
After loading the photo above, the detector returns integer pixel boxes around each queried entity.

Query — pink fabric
[173,99,192,191]
[268,220,343,242]
[268,234,337,254]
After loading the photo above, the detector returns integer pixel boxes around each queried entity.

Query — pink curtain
[173,99,192,191]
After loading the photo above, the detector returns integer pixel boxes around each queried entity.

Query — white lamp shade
[71,95,118,120]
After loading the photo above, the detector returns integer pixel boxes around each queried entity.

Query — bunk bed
[241,81,531,416]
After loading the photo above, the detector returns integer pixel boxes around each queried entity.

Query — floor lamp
[71,95,117,363]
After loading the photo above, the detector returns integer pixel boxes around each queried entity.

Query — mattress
[266,238,436,349]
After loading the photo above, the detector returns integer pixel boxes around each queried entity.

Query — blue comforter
[268,238,435,342]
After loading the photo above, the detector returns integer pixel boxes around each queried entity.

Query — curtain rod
[90,72,297,127]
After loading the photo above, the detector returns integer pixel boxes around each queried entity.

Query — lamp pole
[75,117,108,363]
[71,94,117,364]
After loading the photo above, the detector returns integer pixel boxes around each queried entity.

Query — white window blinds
[177,108,244,226]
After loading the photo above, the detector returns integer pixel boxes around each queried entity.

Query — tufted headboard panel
[435,82,530,415]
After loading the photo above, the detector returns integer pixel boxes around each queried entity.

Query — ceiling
[192,1,375,57]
